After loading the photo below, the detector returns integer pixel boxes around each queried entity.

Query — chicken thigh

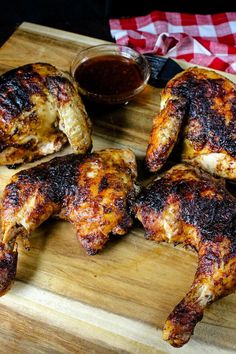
[0,149,138,295]
[135,163,236,347]
[0,63,92,166]
[146,67,236,180]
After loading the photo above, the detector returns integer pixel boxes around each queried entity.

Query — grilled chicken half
[0,149,138,295]
[0,63,92,166]
[146,67,236,180]
[135,163,236,347]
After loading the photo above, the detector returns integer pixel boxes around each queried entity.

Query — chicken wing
[0,63,92,166]
[146,67,236,180]
[135,163,236,347]
[0,149,138,295]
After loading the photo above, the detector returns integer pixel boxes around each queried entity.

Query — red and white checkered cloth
[109,11,236,74]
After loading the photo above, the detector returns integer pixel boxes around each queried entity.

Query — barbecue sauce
[74,55,143,96]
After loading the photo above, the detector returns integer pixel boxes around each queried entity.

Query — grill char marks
[0,243,18,296]
[172,73,236,157]
[138,172,236,248]
[0,64,44,122]
[16,154,79,204]
[46,75,72,104]
[0,63,75,123]
[180,182,236,246]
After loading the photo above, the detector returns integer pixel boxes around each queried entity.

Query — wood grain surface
[0,22,235,354]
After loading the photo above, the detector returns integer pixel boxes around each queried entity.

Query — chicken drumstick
[135,163,236,347]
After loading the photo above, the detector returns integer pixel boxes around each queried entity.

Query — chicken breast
[0,62,92,166]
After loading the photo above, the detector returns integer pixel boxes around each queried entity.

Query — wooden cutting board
[0,22,235,354]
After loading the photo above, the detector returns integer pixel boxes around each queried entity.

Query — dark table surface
[1,1,236,47]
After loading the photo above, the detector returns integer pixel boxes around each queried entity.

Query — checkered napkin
[109,11,236,74]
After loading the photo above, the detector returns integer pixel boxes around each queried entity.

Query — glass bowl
[70,44,150,105]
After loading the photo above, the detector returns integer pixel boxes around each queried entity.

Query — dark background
[1,1,236,46]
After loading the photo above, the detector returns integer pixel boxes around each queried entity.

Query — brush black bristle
[144,55,183,88]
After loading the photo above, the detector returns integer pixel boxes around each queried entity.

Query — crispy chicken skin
[0,149,138,295]
[135,164,236,347]
[146,67,236,179]
[0,63,92,166]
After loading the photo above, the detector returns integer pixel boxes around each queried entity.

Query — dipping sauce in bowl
[70,44,150,104]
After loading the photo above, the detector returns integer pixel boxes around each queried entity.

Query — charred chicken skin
[0,149,138,295]
[135,163,236,347]
[0,63,92,166]
[146,67,236,180]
